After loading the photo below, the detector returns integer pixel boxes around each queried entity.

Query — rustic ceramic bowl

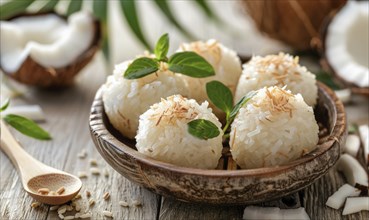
[89,82,346,205]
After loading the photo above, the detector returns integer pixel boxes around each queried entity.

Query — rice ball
[136,95,223,169]
[230,86,319,169]
[102,61,189,139]
[235,53,318,106]
[176,39,242,119]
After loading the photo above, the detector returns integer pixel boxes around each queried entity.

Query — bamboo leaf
[153,0,195,40]
[66,0,83,16]
[119,0,152,50]
[93,0,110,60]
[39,0,59,12]
[0,0,35,20]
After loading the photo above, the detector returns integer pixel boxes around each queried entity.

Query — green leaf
[168,52,215,78]
[0,0,35,20]
[193,0,223,25]
[315,71,341,90]
[0,99,10,112]
[93,0,109,59]
[206,81,233,117]
[153,0,195,40]
[188,119,220,140]
[39,0,59,12]
[66,0,83,16]
[119,0,152,50]
[124,57,159,79]
[154,33,169,61]
[229,91,257,119]
[4,114,51,140]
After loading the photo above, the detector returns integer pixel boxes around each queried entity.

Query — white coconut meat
[0,11,94,73]
[326,184,361,209]
[342,197,369,215]
[325,1,369,87]
[343,134,361,157]
[235,53,318,106]
[102,61,189,139]
[176,40,242,119]
[359,125,369,164]
[336,154,368,186]
[136,95,223,169]
[230,86,319,169]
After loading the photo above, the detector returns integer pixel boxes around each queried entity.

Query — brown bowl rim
[90,81,346,177]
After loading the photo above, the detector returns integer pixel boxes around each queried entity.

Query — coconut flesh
[325,1,369,88]
[0,11,94,73]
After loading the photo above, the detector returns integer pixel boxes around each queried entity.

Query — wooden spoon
[0,120,82,205]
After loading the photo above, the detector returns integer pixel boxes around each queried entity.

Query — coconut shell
[241,0,346,51]
[319,10,369,97]
[1,12,101,88]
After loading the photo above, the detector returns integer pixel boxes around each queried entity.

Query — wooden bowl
[89,82,346,205]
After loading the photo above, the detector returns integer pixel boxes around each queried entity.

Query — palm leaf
[0,0,35,20]
[39,0,59,12]
[119,0,152,50]
[193,0,223,25]
[66,0,83,16]
[153,0,195,40]
[93,0,109,60]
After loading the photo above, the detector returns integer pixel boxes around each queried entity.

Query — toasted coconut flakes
[78,149,87,159]
[73,193,82,200]
[86,190,91,197]
[56,186,65,195]
[103,168,109,177]
[38,188,50,195]
[342,197,369,215]
[50,205,59,211]
[103,192,110,200]
[243,206,310,220]
[78,171,88,178]
[336,154,368,186]
[326,184,361,209]
[88,198,95,206]
[132,199,142,207]
[89,159,98,166]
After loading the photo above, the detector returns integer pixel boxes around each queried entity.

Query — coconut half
[321,1,369,95]
[0,11,100,87]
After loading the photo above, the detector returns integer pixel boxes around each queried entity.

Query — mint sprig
[188,119,220,140]
[124,33,215,79]
[1,100,51,140]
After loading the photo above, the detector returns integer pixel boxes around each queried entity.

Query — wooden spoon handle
[0,120,48,183]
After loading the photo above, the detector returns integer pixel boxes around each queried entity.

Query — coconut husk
[241,0,346,51]
[1,12,101,88]
[319,9,369,97]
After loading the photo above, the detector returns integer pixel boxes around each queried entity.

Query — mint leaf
[154,33,169,61]
[188,119,220,140]
[4,114,51,140]
[206,81,233,117]
[0,99,10,112]
[168,52,215,78]
[230,91,256,119]
[124,57,159,79]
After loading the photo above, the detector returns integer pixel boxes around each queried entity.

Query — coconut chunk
[0,11,94,73]
[326,184,361,209]
[359,125,369,164]
[342,197,369,215]
[336,154,368,186]
[343,135,360,157]
[334,89,351,104]
[243,206,310,220]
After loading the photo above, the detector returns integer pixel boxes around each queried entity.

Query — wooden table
[1,53,368,220]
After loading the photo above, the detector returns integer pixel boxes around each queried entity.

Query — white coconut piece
[326,1,369,87]
[230,86,319,169]
[326,184,361,209]
[0,11,94,73]
[235,53,318,106]
[176,39,242,119]
[342,197,369,215]
[103,61,189,139]
[336,154,368,186]
[343,134,361,157]
[359,125,369,164]
[243,206,310,220]
[2,105,45,121]
[334,89,351,104]
[136,95,223,169]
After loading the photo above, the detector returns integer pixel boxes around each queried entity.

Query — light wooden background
[1,1,368,219]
